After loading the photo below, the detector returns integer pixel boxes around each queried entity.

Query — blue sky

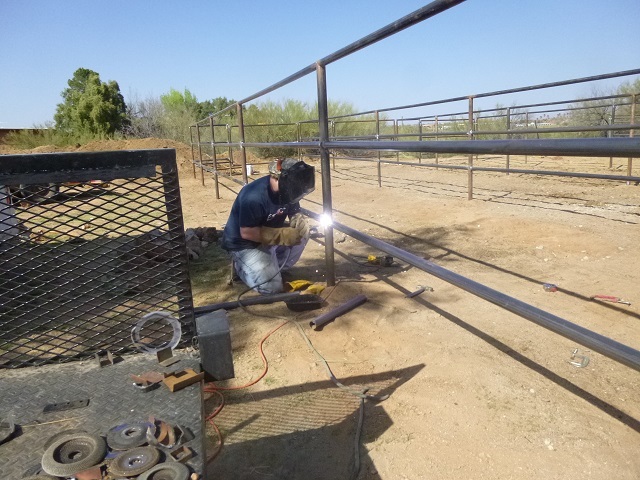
[1,0,639,128]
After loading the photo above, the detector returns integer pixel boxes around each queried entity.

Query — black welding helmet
[269,158,315,204]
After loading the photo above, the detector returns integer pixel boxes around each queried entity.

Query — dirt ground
[3,140,639,479]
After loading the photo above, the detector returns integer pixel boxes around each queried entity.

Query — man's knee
[255,276,284,295]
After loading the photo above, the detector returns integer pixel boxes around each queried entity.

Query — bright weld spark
[319,214,333,228]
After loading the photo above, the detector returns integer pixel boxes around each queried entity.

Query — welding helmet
[269,158,315,204]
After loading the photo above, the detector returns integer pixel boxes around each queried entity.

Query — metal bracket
[157,348,180,367]
[95,350,115,367]
[569,348,590,368]
[168,445,194,463]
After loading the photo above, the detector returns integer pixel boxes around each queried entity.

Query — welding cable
[202,320,289,463]
[203,247,293,460]
[290,320,388,402]
[203,282,388,474]
[290,320,383,480]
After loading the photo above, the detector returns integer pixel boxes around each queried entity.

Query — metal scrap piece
[169,445,194,463]
[0,419,16,445]
[43,399,90,413]
[157,347,180,367]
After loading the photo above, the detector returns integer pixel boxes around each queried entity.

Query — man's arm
[240,226,262,243]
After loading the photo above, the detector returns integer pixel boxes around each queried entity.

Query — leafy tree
[54,68,128,137]
[160,88,199,115]
[197,97,236,122]
[157,88,200,142]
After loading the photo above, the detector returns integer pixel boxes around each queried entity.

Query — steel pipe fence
[0,149,195,368]
[187,0,640,371]
[300,209,640,373]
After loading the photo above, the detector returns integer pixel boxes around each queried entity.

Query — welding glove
[259,226,302,246]
[289,213,310,241]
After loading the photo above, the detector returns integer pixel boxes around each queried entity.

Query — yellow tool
[367,254,394,266]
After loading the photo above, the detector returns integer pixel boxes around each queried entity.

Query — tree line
[6,67,638,151]
[6,67,363,155]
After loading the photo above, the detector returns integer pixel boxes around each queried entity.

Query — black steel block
[196,310,235,381]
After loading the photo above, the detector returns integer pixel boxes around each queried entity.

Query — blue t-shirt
[221,175,300,251]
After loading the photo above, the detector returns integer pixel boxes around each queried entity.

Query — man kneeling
[221,158,314,294]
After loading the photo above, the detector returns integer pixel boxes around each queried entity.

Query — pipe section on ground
[194,292,300,315]
[310,294,368,330]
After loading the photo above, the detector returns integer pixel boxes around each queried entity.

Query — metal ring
[41,432,107,477]
[109,446,161,477]
[137,461,190,480]
[107,422,152,450]
[131,311,182,354]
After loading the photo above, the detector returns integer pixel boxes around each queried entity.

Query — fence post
[376,110,382,187]
[418,120,423,164]
[435,116,439,166]
[196,124,205,188]
[189,126,196,179]
[468,96,474,200]
[506,107,511,175]
[208,117,220,198]
[395,119,400,162]
[227,124,234,172]
[316,62,335,287]
[237,103,248,186]
[525,112,529,164]
[628,94,636,183]
[609,101,616,168]
[331,120,336,169]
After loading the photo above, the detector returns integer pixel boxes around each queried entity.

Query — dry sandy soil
[3,140,639,479]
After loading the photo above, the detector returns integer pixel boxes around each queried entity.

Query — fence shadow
[206,364,424,480]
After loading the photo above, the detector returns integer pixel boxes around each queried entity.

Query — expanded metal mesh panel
[0,149,194,368]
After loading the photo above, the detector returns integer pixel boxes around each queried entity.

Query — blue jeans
[230,238,308,294]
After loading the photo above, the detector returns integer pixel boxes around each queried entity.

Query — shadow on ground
[205,364,424,480]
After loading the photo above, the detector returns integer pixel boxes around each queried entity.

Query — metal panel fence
[0,149,194,368]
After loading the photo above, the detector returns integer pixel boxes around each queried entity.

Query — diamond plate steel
[0,351,204,480]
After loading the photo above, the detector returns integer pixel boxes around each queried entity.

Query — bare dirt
[3,140,639,479]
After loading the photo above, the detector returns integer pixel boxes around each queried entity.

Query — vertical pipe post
[628,94,636,182]
[196,125,205,187]
[316,62,335,287]
[525,112,529,164]
[227,124,234,172]
[506,107,511,175]
[435,116,439,165]
[331,120,336,169]
[296,122,302,160]
[376,111,382,187]
[609,102,616,168]
[394,119,399,162]
[418,120,423,164]
[209,116,216,176]
[209,117,219,198]
[237,103,248,185]
[189,126,196,179]
[467,97,474,200]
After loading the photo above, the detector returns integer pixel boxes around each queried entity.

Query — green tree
[159,88,201,142]
[54,68,128,137]
[197,96,236,121]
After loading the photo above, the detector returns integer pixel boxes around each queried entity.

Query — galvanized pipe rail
[336,68,640,119]
[316,155,640,183]
[217,137,640,158]
[301,209,640,372]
